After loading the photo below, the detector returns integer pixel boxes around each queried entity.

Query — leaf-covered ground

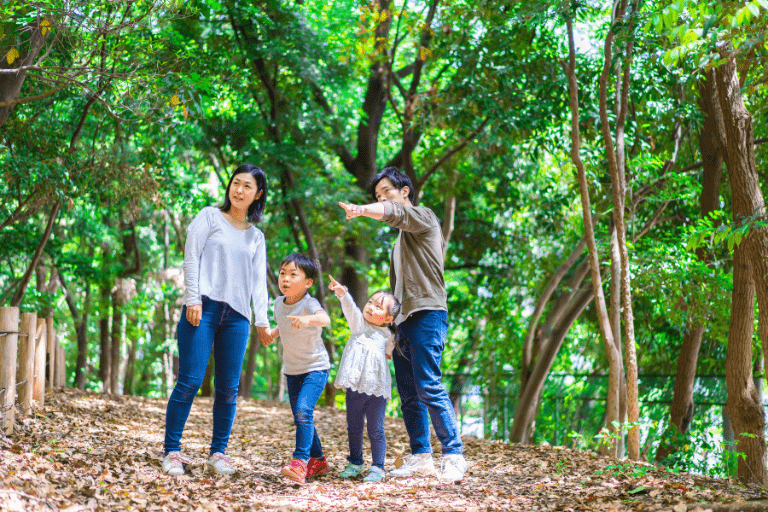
[2,390,767,511]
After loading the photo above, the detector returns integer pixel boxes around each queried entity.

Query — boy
[338,167,468,483]
[263,254,332,484]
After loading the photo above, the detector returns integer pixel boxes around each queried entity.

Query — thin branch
[417,118,490,189]
[633,202,673,241]
[10,200,61,307]
[0,84,69,108]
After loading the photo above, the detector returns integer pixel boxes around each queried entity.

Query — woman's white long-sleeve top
[181,207,269,326]
[333,293,394,399]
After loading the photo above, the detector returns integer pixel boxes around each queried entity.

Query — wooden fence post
[33,319,47,408]
[16,312,37,416]
[0,306,20,434]
[46,316,55,391]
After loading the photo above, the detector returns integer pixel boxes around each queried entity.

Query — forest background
[2,0,768,487]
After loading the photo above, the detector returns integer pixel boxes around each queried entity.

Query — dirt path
[1,389,766,511]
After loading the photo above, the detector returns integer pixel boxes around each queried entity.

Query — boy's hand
[287,315,311,329]
[338,202,364,219]
[328,274,347,298]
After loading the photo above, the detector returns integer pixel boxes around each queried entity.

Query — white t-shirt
[274,294,330,375]
[181,207,269,326]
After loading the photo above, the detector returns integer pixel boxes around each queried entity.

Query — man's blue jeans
[346,389,387,469]
[164,296,250,455]
[286,370,328,461]
[393,309,463,455]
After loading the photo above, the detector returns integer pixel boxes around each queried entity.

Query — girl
[162,164,272,477]
[328,275,400,482]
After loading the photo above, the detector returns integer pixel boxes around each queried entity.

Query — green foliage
[2,0,767,481]
[686,210,767,254]
[656,425,745,479]
[647,0,768,79]
[595,461,652,479]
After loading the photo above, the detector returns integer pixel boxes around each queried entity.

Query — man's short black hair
[369,167,414,203]
[279,253,320,283]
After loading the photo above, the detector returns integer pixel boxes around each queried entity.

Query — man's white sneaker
[162,452,187,476]
[439,454,468,482]
[390,453,436,477]
[206,452,236,475]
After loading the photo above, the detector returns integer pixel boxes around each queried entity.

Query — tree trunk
[123,336,136,396]
[58,269,90,390]
[656,74,724,462]
[515,256,592,443]
[602,224,626,456]
[0,19,49,128]
[74,287,90,390]
[711,55,768,485]
[99,282,112,394]
[521,238,587,394]
[724,245,766,484]
[110,288,122,394]
[201,356,214,397]
[511,285,594,443]
[240,322,260,398]
[342,238,370,307]
[597,0,640,460]
[558,17,621,456]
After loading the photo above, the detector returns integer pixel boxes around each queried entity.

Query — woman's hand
[256,326,274,347]
[327,274,347,298]
[186,304,203,326]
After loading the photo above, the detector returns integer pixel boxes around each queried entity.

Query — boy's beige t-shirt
[274,294,330,375]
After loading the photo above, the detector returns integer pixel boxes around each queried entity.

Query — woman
[162,164,272,476]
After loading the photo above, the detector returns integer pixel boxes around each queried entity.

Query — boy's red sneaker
[281,459,307,484]
[306,456,330,479]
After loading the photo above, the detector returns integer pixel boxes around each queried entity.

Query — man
[338,167,468,483]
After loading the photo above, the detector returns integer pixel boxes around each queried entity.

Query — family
[160,164,468,484]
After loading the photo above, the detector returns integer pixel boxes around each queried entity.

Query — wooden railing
[0,306,65,435]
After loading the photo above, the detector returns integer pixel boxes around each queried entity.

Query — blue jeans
[346,389,387,469]
[286,370,328,461]
[393,309,463,455]
[164,296,250,455]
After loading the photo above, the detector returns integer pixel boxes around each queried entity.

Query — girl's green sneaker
[363,466,385,482]
[339,463,363,478]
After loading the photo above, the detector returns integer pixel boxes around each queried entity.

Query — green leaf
[736,6,751,25]
[757,0,768,9]
[681,30,698,45]
[727,231,744,252]
[670,47,680,64]
[629,486,646,494]
[748,3,760,17]
[663,9,678,29]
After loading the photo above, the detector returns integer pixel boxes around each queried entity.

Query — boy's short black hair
[369,167,415,203]
[279,253,320,283]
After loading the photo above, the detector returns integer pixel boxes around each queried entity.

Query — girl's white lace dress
[333,294,395,399]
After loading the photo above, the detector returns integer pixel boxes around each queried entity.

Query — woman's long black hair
[219,164,267,223]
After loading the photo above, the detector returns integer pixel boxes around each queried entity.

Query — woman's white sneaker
[390,453,436,477]
[162,452,188,476]
[206,452,236,475]
[439,454,468,482]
